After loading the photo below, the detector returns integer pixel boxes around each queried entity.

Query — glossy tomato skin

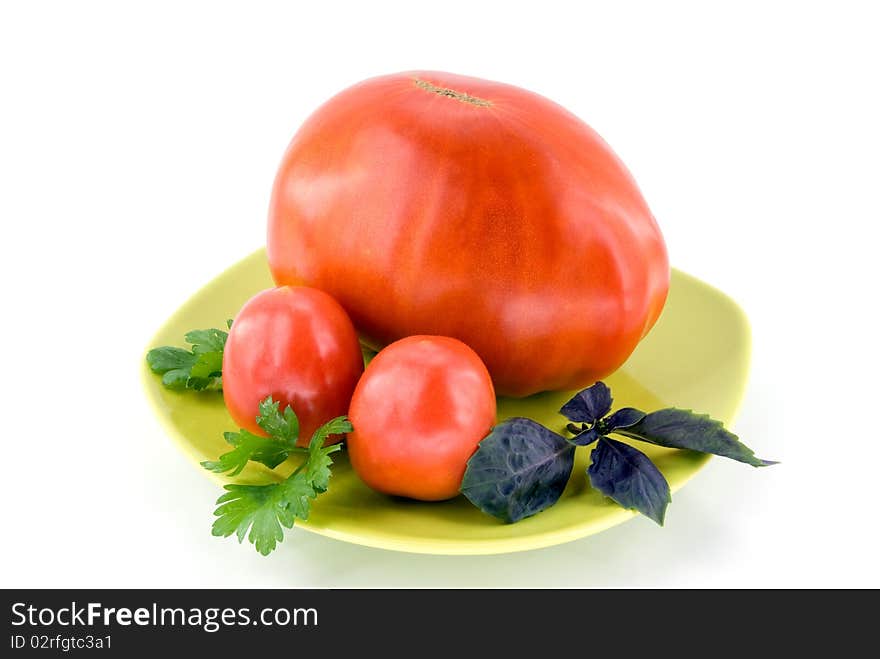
[268,71,669,397]
[347,336,496,501]
[222,286,364,446]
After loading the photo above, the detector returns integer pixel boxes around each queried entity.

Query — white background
[2,1,878,588]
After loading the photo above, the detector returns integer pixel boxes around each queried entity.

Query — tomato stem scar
[414,78,492,107]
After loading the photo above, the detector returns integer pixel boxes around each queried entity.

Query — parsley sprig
[461,382,776,525]
[146,321,232,391]
[201,397,304,476]
[205,396,352,555]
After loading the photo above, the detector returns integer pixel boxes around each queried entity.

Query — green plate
[142,249,750,555]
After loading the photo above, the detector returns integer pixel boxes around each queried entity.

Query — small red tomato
[347,336,496,501]
[223,286,364,446]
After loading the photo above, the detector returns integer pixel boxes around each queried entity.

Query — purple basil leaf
[461,418,575,523]
[603,407,646,431]
[588,437,671,525]
[569,426,601,446]
[613,408,777,467]
[560,382,612,424]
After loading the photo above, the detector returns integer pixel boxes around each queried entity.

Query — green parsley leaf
[256,397,300,443]
[189,350,223,378]
[184,328,228,353]
[306,417,350,492]
[146,346,197,373]
[146,324,228,392]
[146,347,198,390]
[201,430,293,476]
[201,397,309,476]
[211,475,315,556]
[209,413,350,555]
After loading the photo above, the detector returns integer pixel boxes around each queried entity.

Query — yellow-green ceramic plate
[142,249,750,555]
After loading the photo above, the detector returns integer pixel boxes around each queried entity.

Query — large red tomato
[222,286,364,446]
[268,71,669,397]
[347,336,496,501]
